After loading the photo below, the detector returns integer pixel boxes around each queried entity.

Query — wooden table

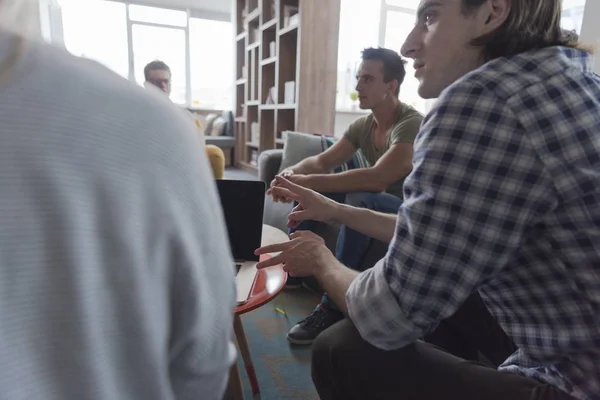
[227,224,289,399]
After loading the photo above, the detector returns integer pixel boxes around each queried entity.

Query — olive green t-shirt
[344,102,423,199]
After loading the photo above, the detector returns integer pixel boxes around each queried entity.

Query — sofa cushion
[210,117,226,136]
[204,113,219,135]
[278,131,323,173]
[321,136,370,172]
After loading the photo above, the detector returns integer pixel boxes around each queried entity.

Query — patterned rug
[236,287,322,400]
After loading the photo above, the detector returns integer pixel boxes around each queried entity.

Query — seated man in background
[258,0,600,399]
[144,60,225,179]
[268,47,423,345]
[0,3,236,399]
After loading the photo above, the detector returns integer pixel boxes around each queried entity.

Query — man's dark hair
[361,47,407,96]
[144,60,171,81]
[461,0,588,62]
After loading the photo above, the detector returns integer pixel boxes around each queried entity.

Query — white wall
[579,0,600,73]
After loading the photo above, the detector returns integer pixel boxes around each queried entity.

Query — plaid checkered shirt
[346,46,600,400]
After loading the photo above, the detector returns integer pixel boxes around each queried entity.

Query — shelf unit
[233,0,341,170]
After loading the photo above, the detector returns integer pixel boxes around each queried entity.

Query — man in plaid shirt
[256,0,600,399]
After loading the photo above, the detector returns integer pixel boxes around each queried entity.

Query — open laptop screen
[216,179,266,262]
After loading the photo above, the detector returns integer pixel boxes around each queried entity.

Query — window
[336,0,431,114]
[59,0,129,78]
[561,0,586,35]
[132,24,187,105]
[54,0,233,110]
[128,4,187,27]
[189,18,234,109]
[383,10,426,113]
[385,0,421,8]
[336,0,381,111]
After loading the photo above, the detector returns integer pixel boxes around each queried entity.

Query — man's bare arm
[256,234,359,316]
[298,142,414,193]
[314,261,359,316]
[332,202,398,243]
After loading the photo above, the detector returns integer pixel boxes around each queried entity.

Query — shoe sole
[286,334,314,345]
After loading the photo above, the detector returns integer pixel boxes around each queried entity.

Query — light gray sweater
[0,32,236,399]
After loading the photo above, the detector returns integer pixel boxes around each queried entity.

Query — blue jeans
[289,192,403,310]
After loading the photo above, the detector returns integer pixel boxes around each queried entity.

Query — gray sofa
[258,132,389,276]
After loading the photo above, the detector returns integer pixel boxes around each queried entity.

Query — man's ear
[389,79,399,96]
[479,0,511,34]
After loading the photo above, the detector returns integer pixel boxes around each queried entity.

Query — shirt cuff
[346,259,421,350]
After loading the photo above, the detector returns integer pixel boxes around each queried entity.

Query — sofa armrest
[258,149,283,186]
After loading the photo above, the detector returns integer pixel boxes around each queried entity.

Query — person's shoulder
[389,103,423,142]
[397,103,424,123]
[351,112,373,127]
[344,112,372,136]
[450,46,580,103]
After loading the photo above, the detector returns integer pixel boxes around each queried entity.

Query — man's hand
[287,174,309,187]
[255,231,338,277]
[267,168,294,203]
[269,176,339,228]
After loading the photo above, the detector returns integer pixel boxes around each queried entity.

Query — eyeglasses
[148,78,171,86]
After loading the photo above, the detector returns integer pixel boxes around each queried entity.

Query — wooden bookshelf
[233,0,341,170]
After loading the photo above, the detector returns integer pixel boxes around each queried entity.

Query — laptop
[216,179,266,304]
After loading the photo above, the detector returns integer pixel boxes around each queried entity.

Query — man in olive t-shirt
[267,47,423,344]
[345,101,422,199]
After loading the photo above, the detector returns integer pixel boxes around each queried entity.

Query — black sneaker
[285,276,304,289]
[287,305,343,345]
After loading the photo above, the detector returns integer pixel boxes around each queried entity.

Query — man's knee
[312,319,355,390]
[312,319,361,365]
[344,192,373,208]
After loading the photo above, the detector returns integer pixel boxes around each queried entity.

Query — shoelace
[301,307,328,328]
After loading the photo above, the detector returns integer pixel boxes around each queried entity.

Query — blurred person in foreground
[256,0,600,399]
[0,1,236,399]
[143,60,226,179]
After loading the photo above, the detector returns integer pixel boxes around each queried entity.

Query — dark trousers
[311,294,574,400]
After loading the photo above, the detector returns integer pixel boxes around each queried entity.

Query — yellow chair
[206,144,225,179]
[194,117,226,179]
